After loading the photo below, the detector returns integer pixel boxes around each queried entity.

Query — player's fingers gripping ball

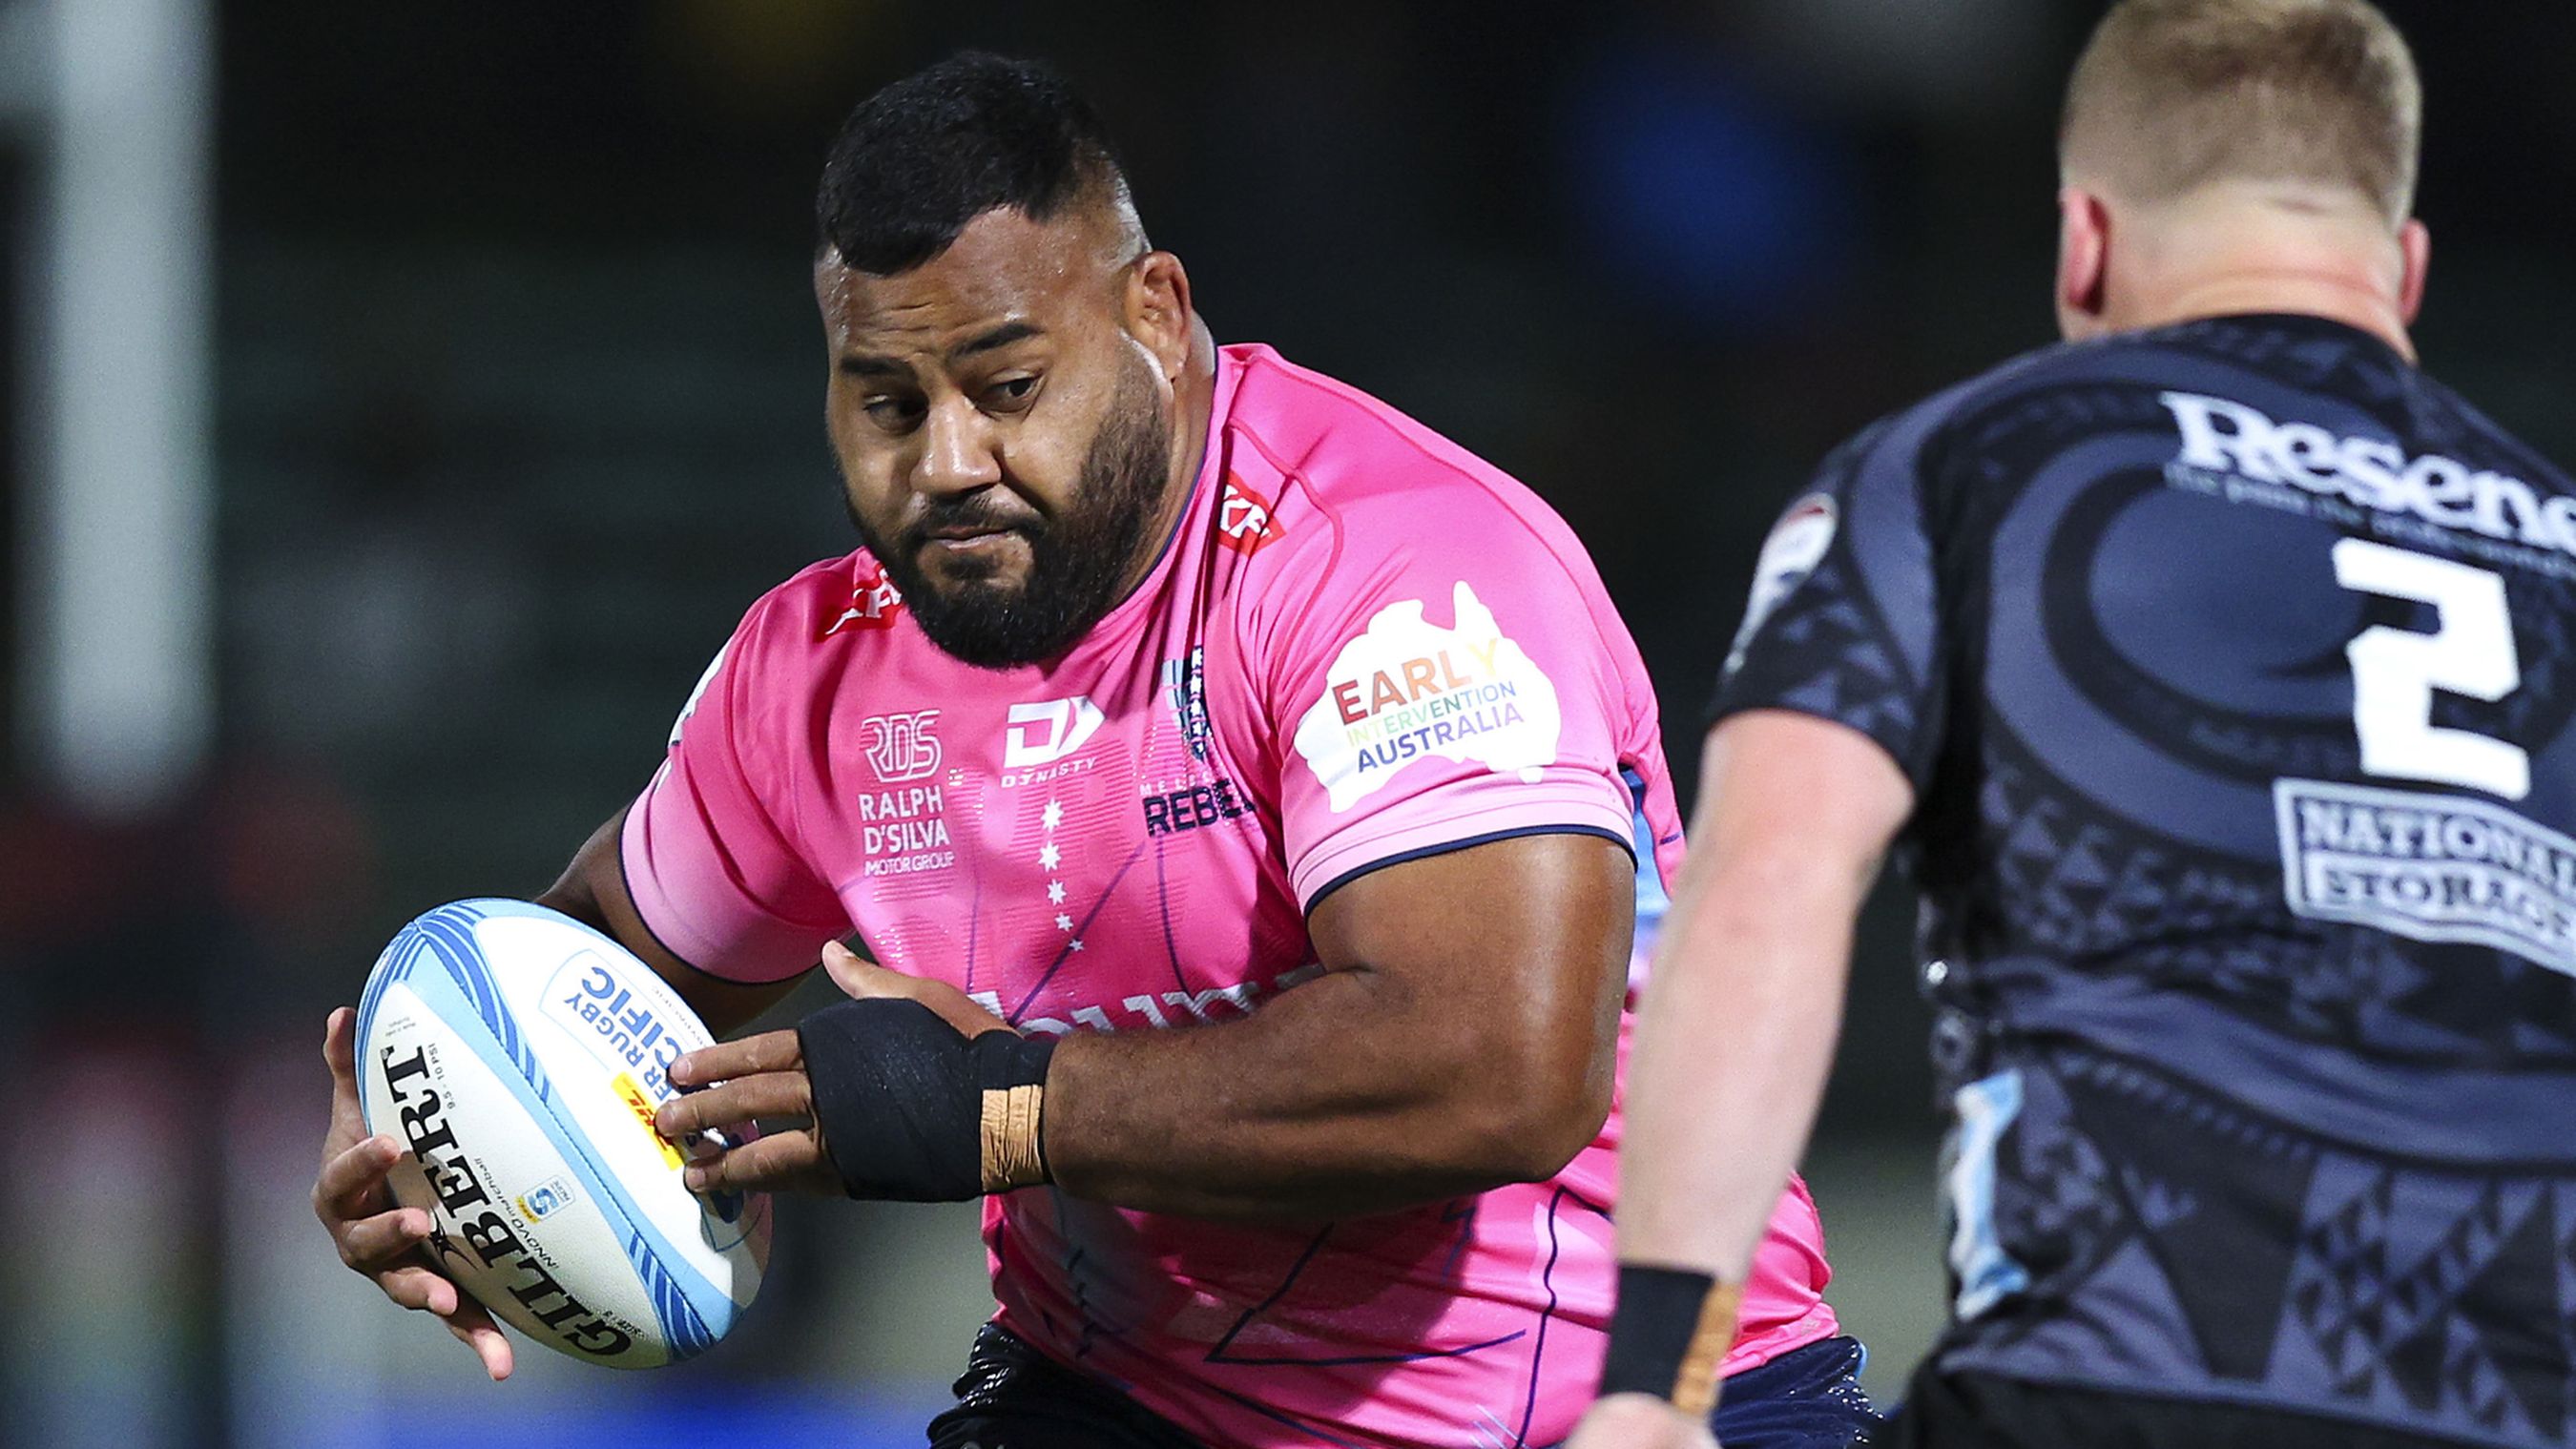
[655,1036,838,1198]
[661,944,1056,1205]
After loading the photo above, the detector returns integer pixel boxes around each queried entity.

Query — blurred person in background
[1572,2,2576,1447]
[312,52,1877,1449]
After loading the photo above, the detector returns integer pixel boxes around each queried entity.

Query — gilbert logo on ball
[355,900,770,1367]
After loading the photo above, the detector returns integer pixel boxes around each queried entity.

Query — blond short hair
[2061,0,2422,227]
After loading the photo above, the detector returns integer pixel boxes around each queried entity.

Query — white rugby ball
[354,899,769,1368]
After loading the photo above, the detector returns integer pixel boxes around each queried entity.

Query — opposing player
[312,53,1877,1449]
[1572,3,2575,1447]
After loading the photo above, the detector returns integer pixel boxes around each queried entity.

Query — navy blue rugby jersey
[1714,314,2576,1446]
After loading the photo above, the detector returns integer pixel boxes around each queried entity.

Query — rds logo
[862,711,943,783]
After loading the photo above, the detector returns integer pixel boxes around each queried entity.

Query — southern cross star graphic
[1047,880,1066,904]
[1038,842,1061,871]
[1069,939,1084,952]
[1042,798,1064,830]
[1054,913,1074,932]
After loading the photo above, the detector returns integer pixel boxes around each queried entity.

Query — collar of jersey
[2206,310,2409,363]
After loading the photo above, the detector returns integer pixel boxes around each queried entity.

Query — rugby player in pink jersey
[311,53,1871,1449]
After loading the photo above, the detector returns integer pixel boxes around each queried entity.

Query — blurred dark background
[3,2,2570,1444]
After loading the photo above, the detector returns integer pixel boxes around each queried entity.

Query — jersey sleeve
[619,587,849,984]
[1709,406,1950,791]
[1263,490,1642,909]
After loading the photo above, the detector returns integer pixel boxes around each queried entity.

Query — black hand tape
[798,998,1055,1202]
[1598,1264,1740,1418]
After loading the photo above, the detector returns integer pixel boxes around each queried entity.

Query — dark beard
[851,363,1173,670]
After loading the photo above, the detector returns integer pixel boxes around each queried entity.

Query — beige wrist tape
[1669,1280,1745,1418]
[979,1085,1047,1193]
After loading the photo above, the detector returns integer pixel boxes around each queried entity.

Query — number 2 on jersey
[2331,538,2530,800]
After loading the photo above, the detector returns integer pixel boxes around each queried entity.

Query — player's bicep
[1305,831,1632,1156]
[536,807,811,1037]
[1306,830,1633,1004]
[1688,711,1916,910]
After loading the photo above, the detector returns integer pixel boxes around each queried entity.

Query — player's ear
[1124,251,1194,385]
[2397,218,2431,326]
[2055,186,2110,340]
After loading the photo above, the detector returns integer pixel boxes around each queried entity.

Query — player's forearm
[1613,861,1860,1280]
[1043,964,1606,1221]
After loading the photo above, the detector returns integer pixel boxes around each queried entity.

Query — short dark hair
[816,52,1133,275]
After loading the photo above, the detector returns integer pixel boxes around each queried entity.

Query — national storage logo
[1292,581,1563,813]
[2275,778,2576,978]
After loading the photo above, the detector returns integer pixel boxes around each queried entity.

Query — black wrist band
[1598,1264,1742,1419]
[799,998,1055,1201]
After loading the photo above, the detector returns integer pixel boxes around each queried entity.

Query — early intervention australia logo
[1294,582,1563,812]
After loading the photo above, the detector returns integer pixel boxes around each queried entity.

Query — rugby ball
[354,899,769,1368]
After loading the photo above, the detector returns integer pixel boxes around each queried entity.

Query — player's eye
[863,395,924,432]
[984,374,1039,413]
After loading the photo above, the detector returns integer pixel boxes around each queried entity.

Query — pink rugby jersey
[623,343,1837,1448]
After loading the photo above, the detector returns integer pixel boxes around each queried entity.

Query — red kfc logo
[822,564,906,637]
[1216,477,1282,556]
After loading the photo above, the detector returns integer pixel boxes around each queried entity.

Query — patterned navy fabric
[1714,314,2576,1446]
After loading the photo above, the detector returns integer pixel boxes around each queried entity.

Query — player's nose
[910,395,1005,499]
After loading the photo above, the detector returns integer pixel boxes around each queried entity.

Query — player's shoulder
[1215,342,1601,587]
[1806,341,2077,488]
[1938,313,2447,430]
[2383,353,2576,489]
[1896,331,2165,435]
[1818,322,2305,491]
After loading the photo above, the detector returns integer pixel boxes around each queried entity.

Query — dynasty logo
[667,646,728,750]
[1002,695,1107,787]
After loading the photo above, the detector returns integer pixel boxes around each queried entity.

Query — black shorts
[928,1324,1880,1449]
[1884,1362,2484,1449]
[928,1326,1199,1449]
